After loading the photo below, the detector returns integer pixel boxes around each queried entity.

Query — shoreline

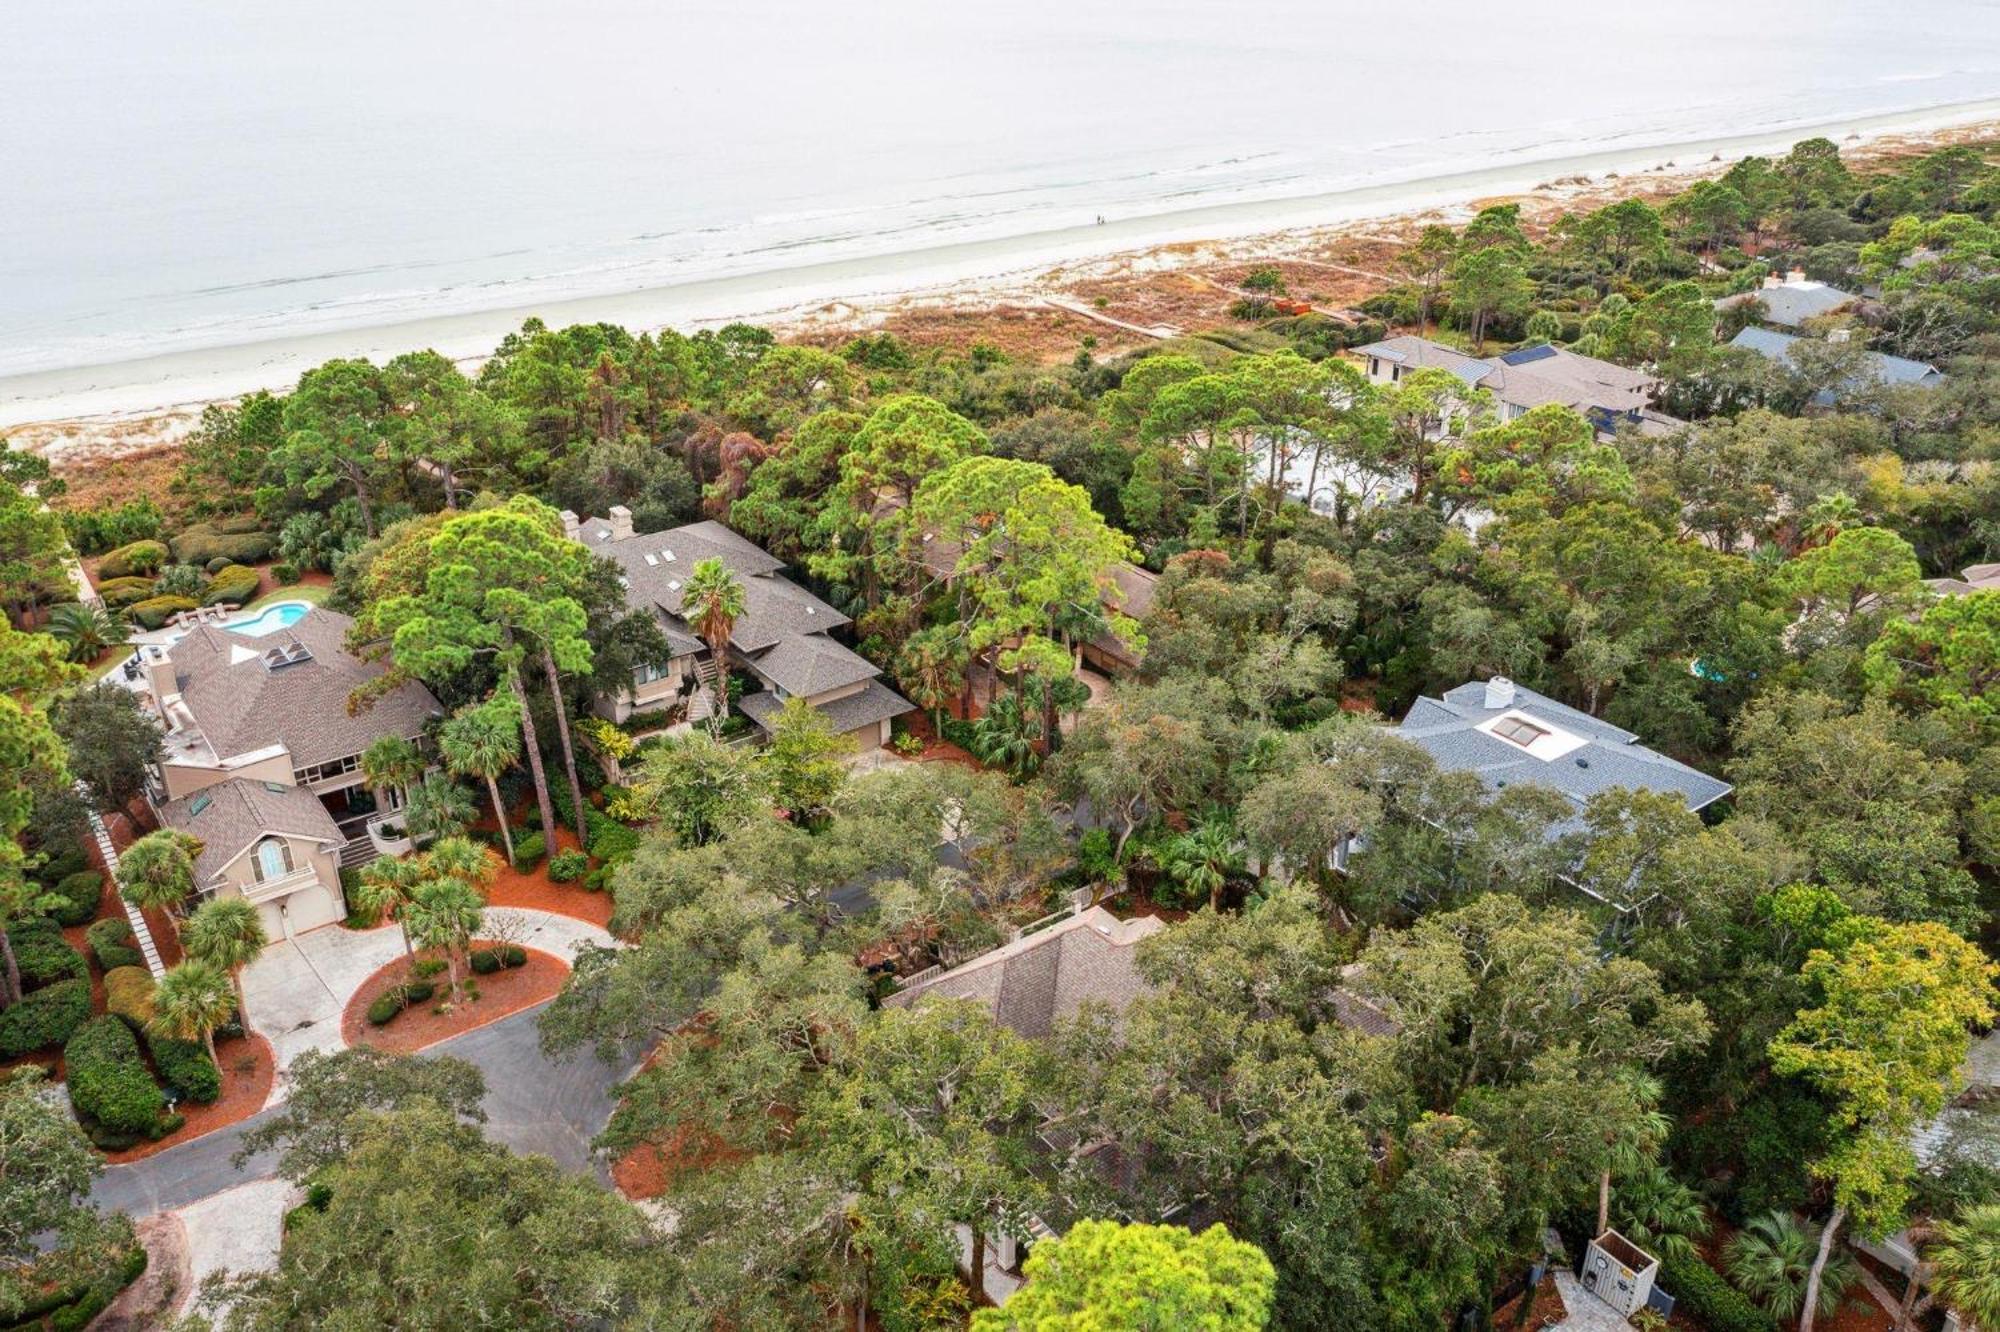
[8,94,2000,461]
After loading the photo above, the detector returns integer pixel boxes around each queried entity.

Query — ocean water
[4,0,2000,380]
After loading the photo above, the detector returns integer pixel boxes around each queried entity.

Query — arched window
[254,837,292,883]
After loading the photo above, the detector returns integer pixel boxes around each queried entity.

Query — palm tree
[180,896,267,1032]
[1895,1205,2000,1331]
[1727,1211,1860,1324]
[537,641,591,853]
[148,960,236,1065]
[1164,816,1242,912]
[403,877,484,1003]
[439,697,522,862]
[403,772,475,843]
[969,694,1041,780]
[360,735,425,812]
[680,557,745,731]
[44,603,128,663]
[118,829,202,946]
[423,835,500,896]
[1598,1072,1670,1236]
[896,628,966,738]
[354,856,424,957]
[1612,1164,1708,1267]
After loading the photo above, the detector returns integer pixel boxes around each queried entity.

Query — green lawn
[245,581,332,611]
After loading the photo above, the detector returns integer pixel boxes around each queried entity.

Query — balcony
[238,865,322,905]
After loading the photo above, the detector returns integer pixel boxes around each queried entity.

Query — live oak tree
[972,1220,1277,1332]
[232,1045,488,1182]
[0,1069,134,1322]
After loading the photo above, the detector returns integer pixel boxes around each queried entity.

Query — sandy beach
[8,94,2000,467]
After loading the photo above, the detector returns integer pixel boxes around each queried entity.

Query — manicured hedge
[546,849,588,883]
[510,832,546,871]
[147,1030,221,1103]
[33,847,89,887]
[1661,1257,1777,1332]
[85,917,142,972]
[50,870,104,927]
[0,978,91,1058]
[12,920,87,991]
[128,595,199,630]
[104,966,156,1027]
[95,575,159,609]
[200,563,261,607]
[65,1016,166,1141]
[365,979,437,1026]
[98,540,168,579]
[586,810,640,863]
[469,944,528,975]
[171,524,276,567]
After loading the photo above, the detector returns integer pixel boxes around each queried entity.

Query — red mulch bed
[897,711,983,770]
[480,823,614,930]
[340,943,569,1054]
[105,1030,276,1163]
[611,1122,748,1201]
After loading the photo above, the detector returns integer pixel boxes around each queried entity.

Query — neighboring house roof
[749,633,882,698]
[165,608,441,769]
[1394,679,1733,825]
[157,776,344,884]
[738,678,914,735]
[1728,325,1944,391]
[885,907,1166,1039]
[1354,336,1673,432]
[1716,278,1857,328]
[1925,563,2000,597]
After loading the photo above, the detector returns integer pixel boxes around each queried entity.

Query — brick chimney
[1484,677,1516,710]
[607,505,635,539]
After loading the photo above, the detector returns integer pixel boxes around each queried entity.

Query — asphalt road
[90,1001,632,1218]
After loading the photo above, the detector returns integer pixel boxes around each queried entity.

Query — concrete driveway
[243,908,618,1076]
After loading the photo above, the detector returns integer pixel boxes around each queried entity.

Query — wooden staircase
[84,796,165,979]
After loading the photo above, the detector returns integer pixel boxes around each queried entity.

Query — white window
[253,837,292,883]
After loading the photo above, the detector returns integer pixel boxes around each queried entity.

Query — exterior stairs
[84,794,165,979]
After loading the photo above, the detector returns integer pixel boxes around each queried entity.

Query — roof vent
[1575,758,1590,769]
[1484,677,1516,710]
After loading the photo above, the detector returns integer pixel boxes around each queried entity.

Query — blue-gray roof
[1717,281,1856,329]
[1728,326,1943,392]
[1395,680,1732,822]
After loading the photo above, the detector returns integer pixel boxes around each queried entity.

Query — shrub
[0,977,91,1057]
[939,716,979,751]
[52,869,105,926]
[98,540,168,579]
[129,595,199,630]
[34,846,90,886]
[366,978,438,1025]
[510,832,546,870]
[13,920,88,990]
[212,513,267,536]
[152,563,207,599]
[202,555,233,575]
[271,560,301,585]
[171,524,277,567]
[201,563,261,607]
[66,1016,166,1138]
[546,849,588,882]
[470,948,503,975]
[95,575,159,609]
[499,944,526,967]
[586,809,639,862]
[103,966,157,1027]
[1662,1257,1778,1332]
[148,1031,222,1103]
[411,957,447,980]
[87,917,143,971]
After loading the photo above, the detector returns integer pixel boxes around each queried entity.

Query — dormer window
[1491,716,1549,749]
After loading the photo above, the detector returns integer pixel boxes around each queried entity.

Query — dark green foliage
[546,849,588,883]
[62,499,164,555]
[584,810,639,863]
[365,980,437,1026]
[146,1031,222,1104]
[470,949,502,975]
[170,524,277,567]
[510,832,545,870]
[271,561,301,585]
[49,871,103,927]
[93,576,158,609]
[6,1243,148,1332]
[201,564,261,606]
[1661,1257,1777,1332]
[84,917,141,972]
[96,540,167,579]
[11,920,87,990]
[0,977,91,1057]
[469,945,528,976]
[32,848,89,886]
[127,595,197,630]
[64,1017,165,1140]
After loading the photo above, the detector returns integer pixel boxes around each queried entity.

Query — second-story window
[254,837,293,883]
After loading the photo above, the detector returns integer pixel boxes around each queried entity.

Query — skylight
[188,793,213,816]
[643,553,658,566]
[1491,716,1549,748]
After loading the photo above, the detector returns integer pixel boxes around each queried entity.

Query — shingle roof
[1925,564,2000,597]
[1355,334,1494,386]
[157,777,344,884]
[1394,679,1732,823]
[749,634,881,698]
[738,678,914,735]
[1728,325,1943,389]
[1355,336,1662,421]
[1716,280,1856,328]
[166,608,442,768]
[884,907,1166,1039]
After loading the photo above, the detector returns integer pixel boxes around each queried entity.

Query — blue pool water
[222,602,309,637]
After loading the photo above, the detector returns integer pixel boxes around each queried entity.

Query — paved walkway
[242,908,616,1075]
[1548,1270,1634,1331]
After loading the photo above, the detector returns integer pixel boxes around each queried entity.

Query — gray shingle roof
[167,608,442,769]
[738,678,914,735]
[157,777,344,884]
[1716,280,1857,328]
[1728,325,1943,390]
[1355,336,1662,421]
[1395,679,1732,824]
[749,634,881,698]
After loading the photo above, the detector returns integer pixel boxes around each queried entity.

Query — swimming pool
[222,601,311,637]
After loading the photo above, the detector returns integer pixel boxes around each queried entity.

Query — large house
[1927,562,2000,597]
[566,508,914,749]
[1715,270,1858,329]
[135,607,443,937]
[1380,677,1732,908]
[1352,335,1683,440]
[1727,325,1944,402]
